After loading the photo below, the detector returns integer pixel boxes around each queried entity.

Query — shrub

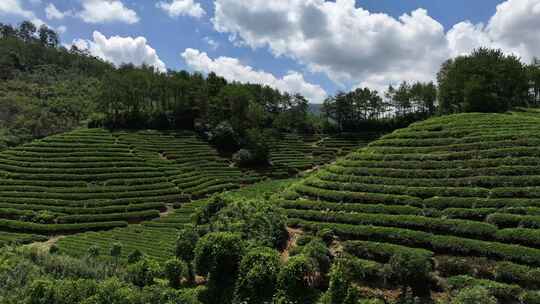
[211,199,288,249]
[451,286,497,304]
[193,195,228,225]
[388,251,433,297]
[234,247,281,304]
[277,254,319,304]
[209,121,240,152]
[232,149,255,167]
[127,249,143,264]
[87,245,100,259]
[163,259,187,289]
[316,228,335,245]
[301,239,332,276]
[194,232,244,304]
[447,276,522,302]
[28,279,55,304]
[83,277,134,304]
[175,225,199,284]
[110,243,122,259]
[125,258,159,287]
[326,259,361,304]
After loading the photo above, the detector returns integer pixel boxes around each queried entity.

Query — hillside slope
[0,127,378,244]
[280,111,540,293]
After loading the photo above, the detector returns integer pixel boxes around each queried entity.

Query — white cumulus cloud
[0,0,46,27]
[157,0,206,18]
[78,0,139,24]
[45,3,69,20]
[182,48,327,103]
[72,31,166,72]
[212,0,540,91]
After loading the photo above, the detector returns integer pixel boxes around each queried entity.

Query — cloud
[182,48,327,103]
[156,0,206,18]
[72,31,166,72]
[213,0,540,91]
[45,3,70,20]
[56,25,67,34]
[0,0,46,27]
[78,0,139,24]
[474,0,540,61]
[203,37,219,50]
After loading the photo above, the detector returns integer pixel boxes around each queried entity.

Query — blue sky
[2,0,538,103]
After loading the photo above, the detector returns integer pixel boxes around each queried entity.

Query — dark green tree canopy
[438,48,530,113]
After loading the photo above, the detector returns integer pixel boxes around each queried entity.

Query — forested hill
[0,20,433,158]
[0,21,112,149]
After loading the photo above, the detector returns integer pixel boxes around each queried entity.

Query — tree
[326,259,361,304]
[234,247,281,304]
[163,259,187,289]
[128,249,144,264]
[194,232,245,304]
[210,199,288,249]
[18,21,36,42]
[110,243,122,260]
[277,254,319,304]
[388,251,433,297]
[38,25,59,48]
[438,48,529,113]
[175,226,199,284]
[28,279,55,304]
[126,258,159,287]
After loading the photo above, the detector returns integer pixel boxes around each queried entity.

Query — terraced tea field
[0,129,183,239]
[56,179,296,262]
[116,130,264,199]
[280,112,540,295]
[0,125,377,248]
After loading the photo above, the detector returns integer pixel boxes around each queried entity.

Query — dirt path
[26,235,65,253]
[159,204,175,218]
[281,227,303,262]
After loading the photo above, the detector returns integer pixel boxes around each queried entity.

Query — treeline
[322,82,437,132]
[322,48,540,132]
[93,65,313,134]
[3,21,540,151]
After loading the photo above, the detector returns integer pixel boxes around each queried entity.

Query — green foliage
[209,121,240,152]
[234,247,281,304]
[388,251,433,297]
[28,279,56,304]
[163,258,187,289]
[87,245,100,259]
[125,258,159,287]
[297,238,332,275]
[82,277,134,304]
[194,232,244,304]
[175,226,199,262]
[277,254,319,304]
[210,199,288,249]
[193,195,228,225]
[127,249,143,264]
[438,48,530,113]
[326,259,362,304]
[451,286,497,304]
[110,243,122,259]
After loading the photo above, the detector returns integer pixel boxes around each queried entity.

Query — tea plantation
[55,179,296,262]
[0,126,369,246]
[279,112,540,297]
